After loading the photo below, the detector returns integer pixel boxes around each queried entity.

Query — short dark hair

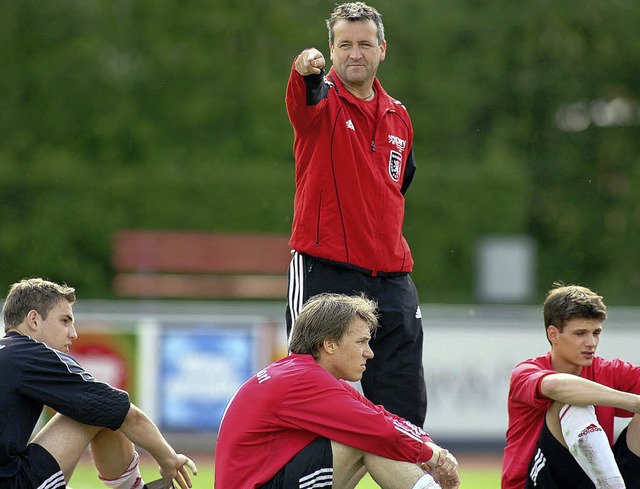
[326,2,385,45]
[289,293,378,359]
[543,282,607,333]
[3,278,76,331]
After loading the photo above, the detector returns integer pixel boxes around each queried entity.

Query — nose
[69,324,78,340]
[364,344,374,359]
[349,46,363,59]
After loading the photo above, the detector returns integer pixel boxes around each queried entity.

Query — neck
[550,353,582,376]
[361,90,375,100]
[340,78,375,101]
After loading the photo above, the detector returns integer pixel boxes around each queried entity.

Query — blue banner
[159,324,258,431]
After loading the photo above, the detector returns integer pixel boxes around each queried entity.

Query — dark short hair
[543,282,607,333]
[289,293,378,359]
[3,278,76,331]
[326,2,385,45]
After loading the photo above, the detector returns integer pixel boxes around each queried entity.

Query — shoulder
[374,80,409,112]
[1,332,47,359]
[592,356,631,367]
[380,90,412,130]
[511,354,553,383]
[590,356,640,375]
[264,354,328,383]
[279,355,342,390]
[513,354,550,371]
[389,96,408,111]
[10,335,97,381]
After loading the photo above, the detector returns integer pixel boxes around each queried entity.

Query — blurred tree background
[1,0,639,304]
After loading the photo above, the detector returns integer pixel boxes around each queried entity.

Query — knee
[558,405,600,449]
[624,415,640,455]
[546,404,597,448]
[331,440,364,465]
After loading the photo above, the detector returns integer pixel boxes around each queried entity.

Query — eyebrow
[572,327,602,333]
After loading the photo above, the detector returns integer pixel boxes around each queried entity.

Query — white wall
[67,301,640,444]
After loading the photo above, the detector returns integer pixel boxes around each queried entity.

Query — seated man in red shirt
[502,283,640,489]
[215,293,460,489]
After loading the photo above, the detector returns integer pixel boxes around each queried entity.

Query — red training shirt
[215,354,434,488]
[502,352,640,489]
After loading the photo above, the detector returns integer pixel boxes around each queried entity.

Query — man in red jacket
[215,293,459,489]
[285,1,427,428]
[502,283,640,488]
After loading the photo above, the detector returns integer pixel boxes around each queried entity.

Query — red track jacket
[286,62,417,275]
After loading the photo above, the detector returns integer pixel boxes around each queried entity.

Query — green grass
[70,461,500,488]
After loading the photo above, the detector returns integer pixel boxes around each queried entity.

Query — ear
[547,325,559,344]
[25,310,39,332]
[379,40,387,62]
[323,338,337,355]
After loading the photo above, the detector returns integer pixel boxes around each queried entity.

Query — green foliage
[1,0,639,303]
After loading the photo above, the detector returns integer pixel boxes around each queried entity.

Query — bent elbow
[540,374,571,399]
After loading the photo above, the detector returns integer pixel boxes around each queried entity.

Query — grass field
[69,460,501,488]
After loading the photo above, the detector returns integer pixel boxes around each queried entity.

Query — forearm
[118,404,177,466]
[542,374,640,412]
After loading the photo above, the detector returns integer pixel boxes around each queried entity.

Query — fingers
[421,444,459,482]
[167,455,197,489]
[438,474,462,489]
[436,449,458,475]
[419,464,461,489]
[306,50,325,73]
[295,48,325,76]
[184,457,198,475]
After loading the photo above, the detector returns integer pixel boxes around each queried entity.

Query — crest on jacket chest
[388,150,402,182]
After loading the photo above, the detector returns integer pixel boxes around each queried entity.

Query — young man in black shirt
[0,278,196,489]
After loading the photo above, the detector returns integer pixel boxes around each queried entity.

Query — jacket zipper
[315,188,322,247]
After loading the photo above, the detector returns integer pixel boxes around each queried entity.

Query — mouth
[582,351,595,359]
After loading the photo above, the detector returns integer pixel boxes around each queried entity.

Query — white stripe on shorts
[299,467,333,488]
[287,251,305,345]
[38,470,65,489]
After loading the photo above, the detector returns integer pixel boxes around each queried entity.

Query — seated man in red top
[502,283,640,489]
[215,293,460,489]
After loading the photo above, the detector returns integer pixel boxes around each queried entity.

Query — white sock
[560,405,625,489]
[98,451,145,489]
[412,473,439,489]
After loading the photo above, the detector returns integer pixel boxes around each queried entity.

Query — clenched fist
[295,48,325,76]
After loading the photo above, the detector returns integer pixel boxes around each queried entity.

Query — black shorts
[525,422,640,489]
[261,438,333,489]
[612,426,640,488]
[0,443,65,489]
[286,252,427,427]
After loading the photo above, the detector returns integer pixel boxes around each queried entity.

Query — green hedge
[2,0,639,304]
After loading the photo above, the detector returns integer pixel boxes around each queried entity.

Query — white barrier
[63,301,640,445]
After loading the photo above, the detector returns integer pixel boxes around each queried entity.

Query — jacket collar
[327,67,394,110]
